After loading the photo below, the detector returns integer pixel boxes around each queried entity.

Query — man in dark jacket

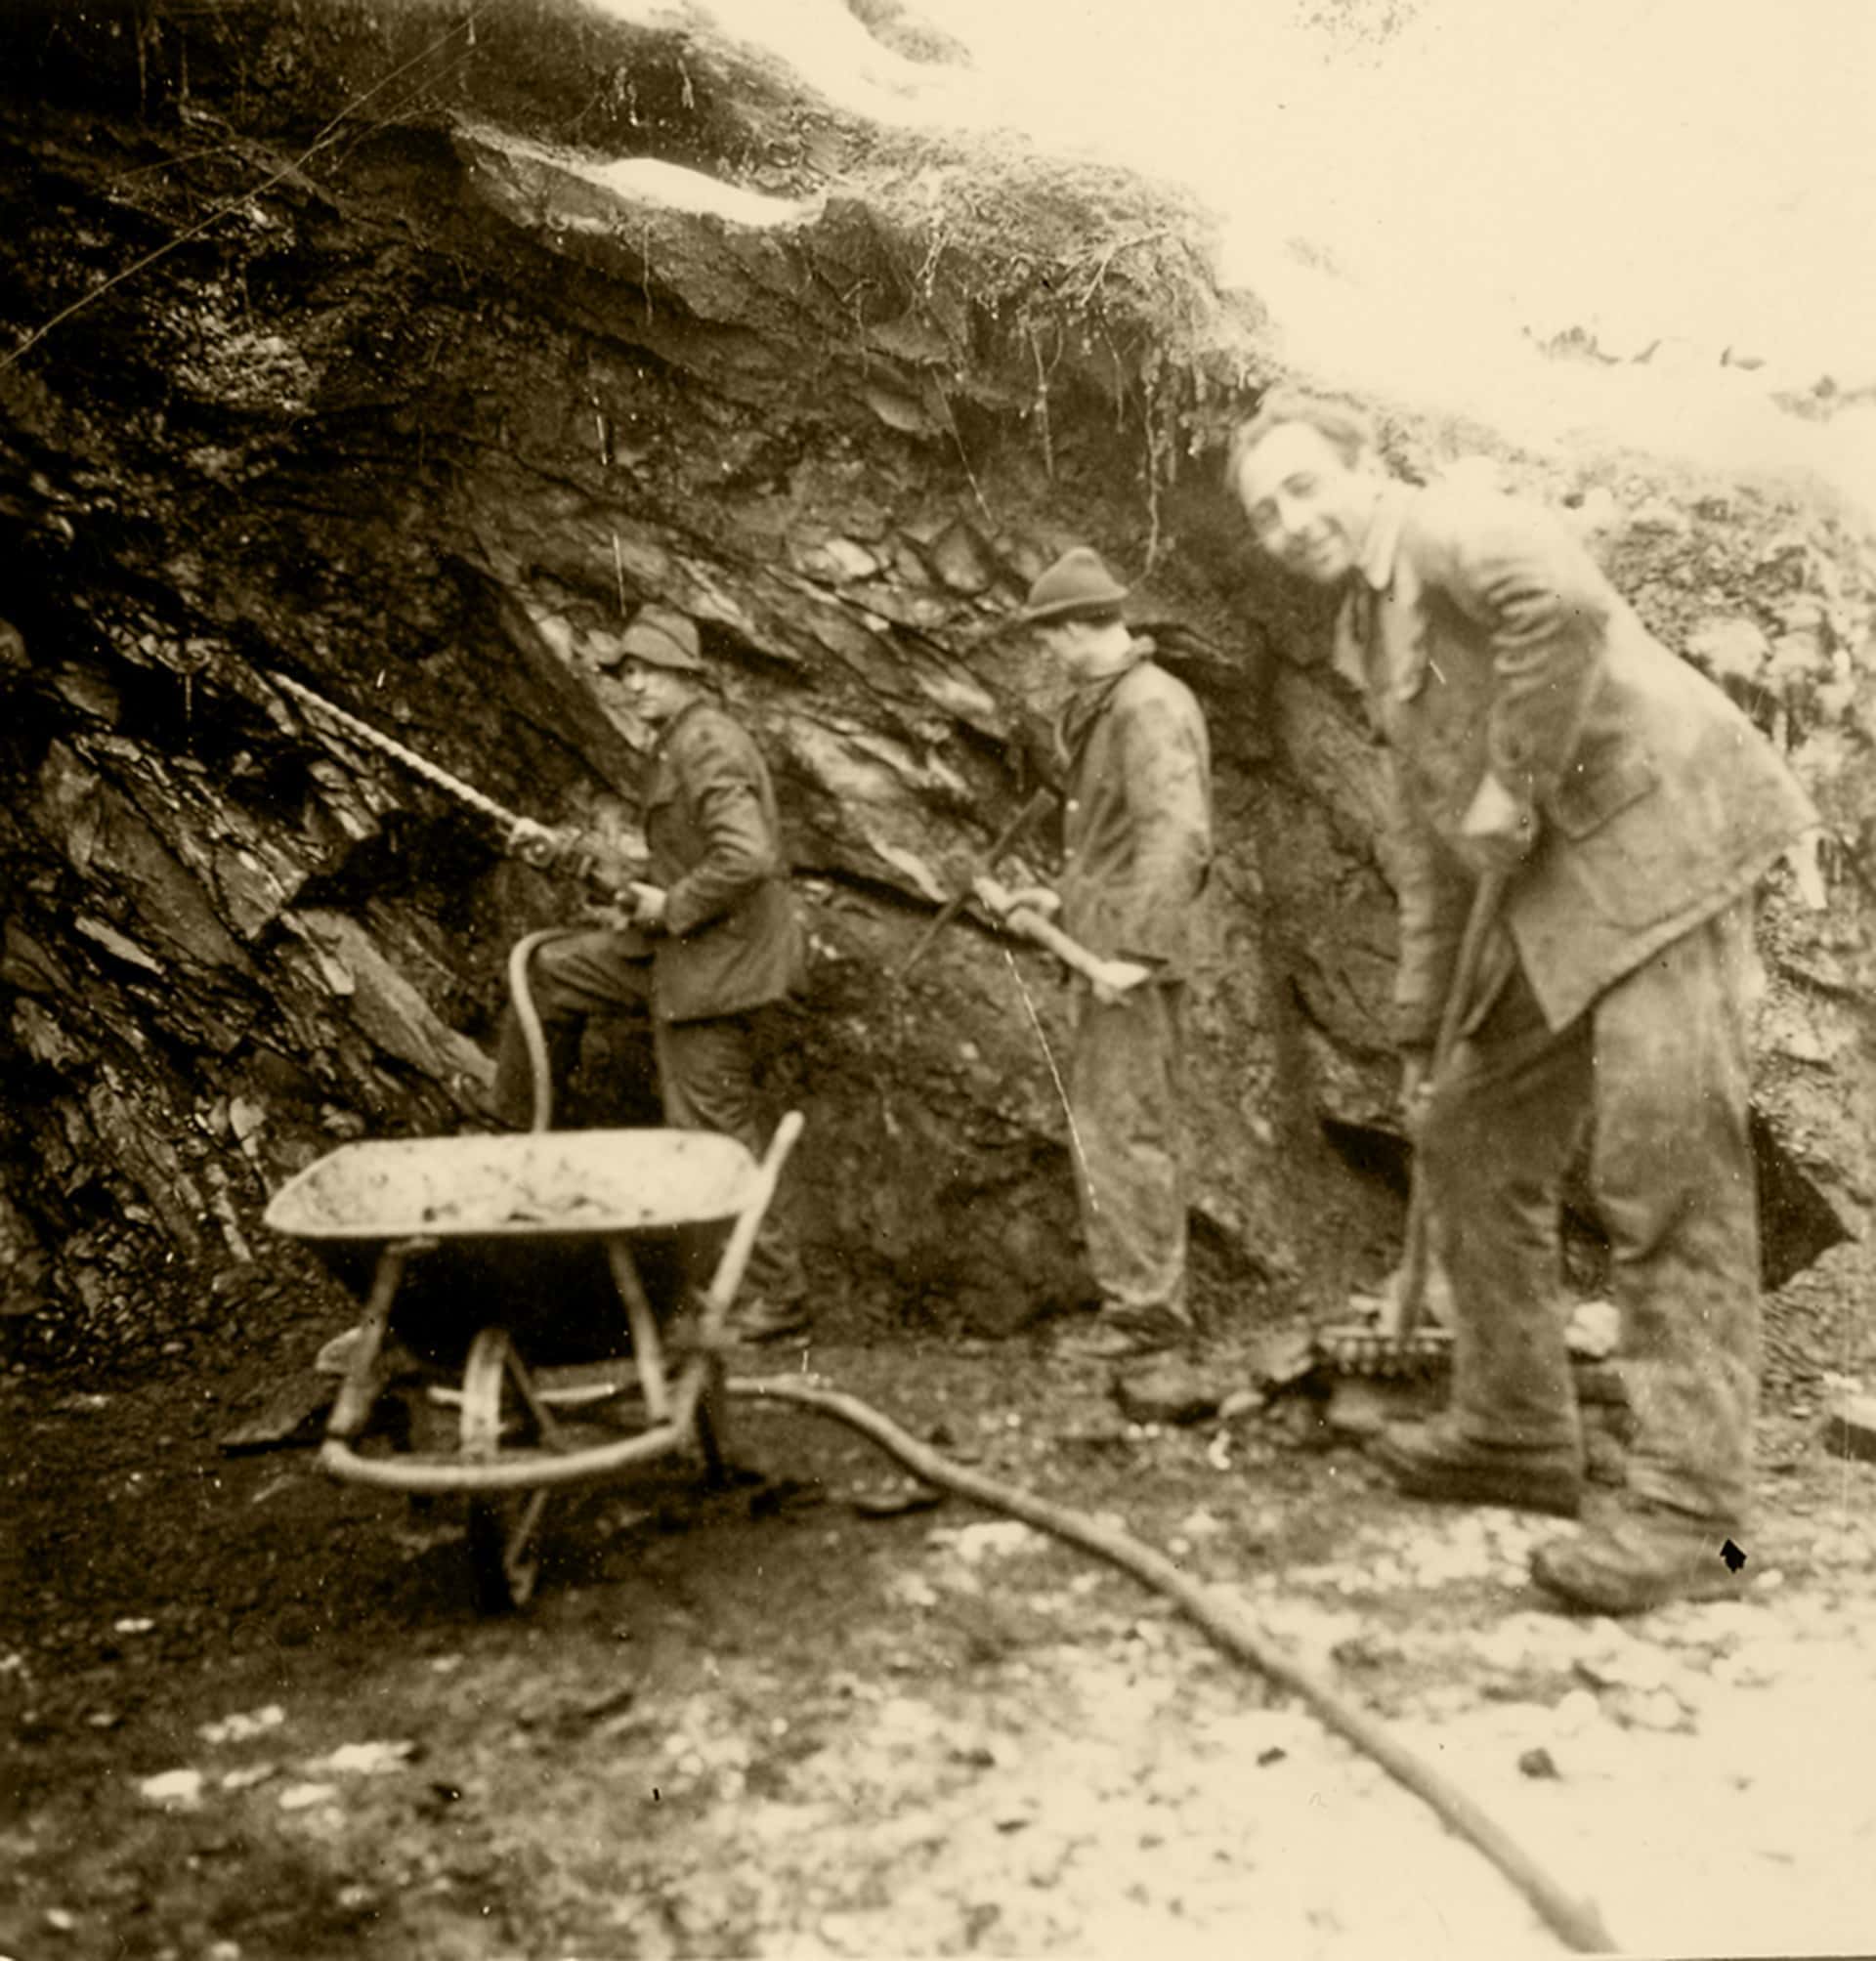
[989,547,1214,1361]
[1228,390,1818,1612]
[491,606,808,1341]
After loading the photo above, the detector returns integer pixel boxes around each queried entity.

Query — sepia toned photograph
[2,2,1872,1955]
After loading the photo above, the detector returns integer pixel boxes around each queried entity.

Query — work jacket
[1054,649,1213,977]
[644,700,802,1024]
[1341,482,1817,1044]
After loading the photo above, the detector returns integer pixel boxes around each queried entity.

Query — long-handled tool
[275,671,646,896]
[1316,866,1512,1378]
[1391,865,1511,1343]
[970,874,1156,998]
[897,787,1055,979]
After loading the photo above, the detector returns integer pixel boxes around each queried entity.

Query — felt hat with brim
[1019,546,1130,623]
[619,607,705,671]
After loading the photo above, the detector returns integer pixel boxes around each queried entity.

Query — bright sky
[905,0,1876,383]
[615,0,1876,506]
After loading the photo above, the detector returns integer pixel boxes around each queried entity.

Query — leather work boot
[1373,1417,1583,1517]
[1530,1501,1750,1615]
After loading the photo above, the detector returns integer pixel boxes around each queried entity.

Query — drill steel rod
[275,671,534,833]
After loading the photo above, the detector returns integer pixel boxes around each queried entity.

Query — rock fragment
[1820,1391,1876,1463]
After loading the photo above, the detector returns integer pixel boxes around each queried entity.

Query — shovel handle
[1395,869,1510,1342]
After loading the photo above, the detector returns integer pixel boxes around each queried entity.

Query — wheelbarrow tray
[264,1129,756,1365]
[265,1129,759,1241]
[265,1115,803,1611]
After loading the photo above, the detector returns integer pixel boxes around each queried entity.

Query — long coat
[1055,653,1213,976]
[1343,483,1816,1043]
[644,700,802,1024]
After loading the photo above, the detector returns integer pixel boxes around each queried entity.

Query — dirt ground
[4,1234,1875,1961]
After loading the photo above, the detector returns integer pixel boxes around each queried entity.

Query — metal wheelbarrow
[263,1114,802,1610]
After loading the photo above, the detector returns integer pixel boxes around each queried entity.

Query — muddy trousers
[1419,902,1760,1525]
[1067,977,1189,1323]
[490,928,805,1308]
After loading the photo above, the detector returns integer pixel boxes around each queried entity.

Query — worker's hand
[1089,957,1155,1005]
[1454,772,1537,877]
[507,817,578,870]
[1002,884,1062,919]
[971,873,1016,919]
[625,880,668,930]
[1399,1046,1433,1136]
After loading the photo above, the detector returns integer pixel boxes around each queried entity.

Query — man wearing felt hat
[491,604,809,1342]
[985,546,1214,1360]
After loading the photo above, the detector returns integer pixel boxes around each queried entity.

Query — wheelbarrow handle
[698,1111,806,1332]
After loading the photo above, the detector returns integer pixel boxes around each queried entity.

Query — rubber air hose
[506,927,583,1135]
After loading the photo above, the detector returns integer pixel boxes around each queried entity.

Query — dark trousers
[491,928,805,1306]
[1067,977,1190,1322]
[1420,902,1761,1524]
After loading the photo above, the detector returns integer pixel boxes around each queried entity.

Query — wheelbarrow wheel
[460,1327,551,1613]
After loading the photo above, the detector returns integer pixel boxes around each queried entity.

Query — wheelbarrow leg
[606,1235,671,1424]
[328,1240,419,1440]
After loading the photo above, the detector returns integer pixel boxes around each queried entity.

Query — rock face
[0,0,1869,1361]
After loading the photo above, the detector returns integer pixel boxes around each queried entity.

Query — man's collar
[648,695,705,752]
[1067,633,1153,689]
[1354,480,1409,593]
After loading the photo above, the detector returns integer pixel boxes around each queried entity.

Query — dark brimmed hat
[619,606,704,672]
[1019,546,1130,624]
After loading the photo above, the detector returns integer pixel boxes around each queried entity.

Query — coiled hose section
[507,927,584,1135]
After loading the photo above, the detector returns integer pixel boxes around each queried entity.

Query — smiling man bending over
[1227,390,1815,1613]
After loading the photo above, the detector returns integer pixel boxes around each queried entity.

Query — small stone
[303,1738,416,1776]
[798,537,879,582]
[1572,1361,1630,1408]
[1628,499,1692,537]
[1565,1299,1620,1359]
[1250,1331,1321,1397]
[1322,1378,1393,1441]
[927,520,1002,595]
[1112,1359,1220,1427]
[198,1705,286,1746]
[1685,617,1769,685]
[139,1769,205,1806]
[1622,1687,1691,1732]
[1517,1746,1560,1779]
[1820,1393,1876,1463]
[1769,629,1830,688]
[1553,1687,1599,1736]
[1584,1429,1628,1486]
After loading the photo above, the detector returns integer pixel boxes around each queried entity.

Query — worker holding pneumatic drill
[1227,390,1817,1613]
[491,606,810,1345]
[977,547,1214,1365]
